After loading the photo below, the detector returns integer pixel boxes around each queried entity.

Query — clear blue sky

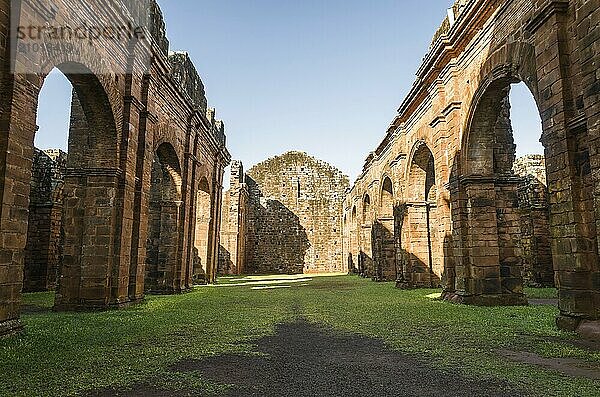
[36,0,543,184]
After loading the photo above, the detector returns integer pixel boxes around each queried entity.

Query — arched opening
[372,177,397,281]
[349,205,358,273]
[380,177,394,218]
[451,74,580,306]
[402,143,440,288]
[510,82,554,289]
[194,178,213,284]
[20,64,120,312]
[362,194,371,224]
[145,143,183,294]
[360,194,373,278]
[23,70,70,293]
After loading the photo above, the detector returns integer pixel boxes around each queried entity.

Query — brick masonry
[343,0,600,332]
[219,152,349,275]
[0,0,230,336]
[23,149,66,292]
[218,161,249,276]
[513,155,554,287]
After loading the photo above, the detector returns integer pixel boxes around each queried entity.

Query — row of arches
[344,43,598,331]
[33,68,219,299]
[1,53,227,335]
[346,143,441,287]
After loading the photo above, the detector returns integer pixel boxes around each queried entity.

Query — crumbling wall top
[148,0,170,56]
[168,52,208,112]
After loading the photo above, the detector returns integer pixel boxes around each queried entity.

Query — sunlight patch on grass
[251,285,292,290]
[202,278,313,288]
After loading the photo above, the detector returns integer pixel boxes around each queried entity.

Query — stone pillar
[405,204,432,287]
[448,178,527,306]
[0,72,35,336]
[175,154,193,293]
[115,80,146,306]
[372,217,396,281]
[54,169,125,310]
[183,147,200,288]
[208,164,225,283]
[360,224,373,278]
[573,0,600,334]
[528,0,600,330]
[128,76,154,302]
[159,201,182,292]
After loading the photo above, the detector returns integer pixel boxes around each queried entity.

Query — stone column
[529,0,600,330]
[373,217,396,281]
[159,201,182,293]
[208,163,225,283]
[360,223,373,278]
[54,169,124,310]
[128,76,154,302]
[452,178,527,306]
[0,72,35,336]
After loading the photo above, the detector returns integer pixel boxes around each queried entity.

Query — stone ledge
[0,319,24,338]
[442,291,528,306]
[53,298,143,313]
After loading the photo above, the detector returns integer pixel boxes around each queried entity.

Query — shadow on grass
[165,319,526,397]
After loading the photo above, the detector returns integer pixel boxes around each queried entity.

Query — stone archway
[447,75,532,306]
[447,57,597,311]
[360,194,373,278]
[372,176,397,281]
[33,64,123,312]
[401,142,440,288]
[0,61,126,331]
[194,177,213,284]
[145,143,183,294]
[350,205,358,273]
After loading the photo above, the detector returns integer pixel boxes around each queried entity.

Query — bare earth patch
[89,320,527,396]
[498,350,600,380]
[90,320,527,397]
[528,299,558,306]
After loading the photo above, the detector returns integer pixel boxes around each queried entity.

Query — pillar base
[557,315,600,341]
[144,286,193,296]
[442,291,528,306]
[0,319,24,338]
[576,320,600,341]
[53,297,142,312]
[396,279,415,289]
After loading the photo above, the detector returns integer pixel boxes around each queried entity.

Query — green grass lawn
[525,287,558,300]
[1,276,598,396]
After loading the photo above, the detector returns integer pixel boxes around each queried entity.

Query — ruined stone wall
[0,0,230,336]
[513,155,554,287]
[218,161,249,275]
[342,0,600,330]
[23,149,67,292]
[231,152,349,275]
